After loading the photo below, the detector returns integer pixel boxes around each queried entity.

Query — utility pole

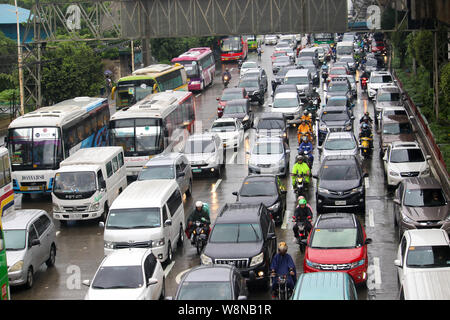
[131,40,135,72]
[433,30,439,121]
[14,0,25,116]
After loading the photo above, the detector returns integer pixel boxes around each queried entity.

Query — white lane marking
[373,257,382,289]
[56,231,61,237]
[368,208,375,227]
[195,93,201,98]
[365,177,370,189]
[228,152,237,164]
[281,210,292,230]
[164,261,175,278]
[175,268,192,284]
[211,179,222,193]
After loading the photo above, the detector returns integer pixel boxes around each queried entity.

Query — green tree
[0,30,17,92]
[41,41,104,105]
[413,30,433,70]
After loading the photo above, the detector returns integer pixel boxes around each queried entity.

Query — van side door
[175,159,186,195]
[167,189,184,244]
[27,223,42,269]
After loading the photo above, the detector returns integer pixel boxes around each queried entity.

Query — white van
[399,270,450,300]
[336,41,354,60]
[284,68,313,100]
[102,180,185,263]
[52,147,127,222]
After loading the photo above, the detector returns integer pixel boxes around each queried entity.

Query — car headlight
[104,241,115,249]
[350,259,365,269]
[421,168,430,175]
[351,186,364,193]
[9,260,24,272]
[200,253,213,265]
[153,238,165,247]
[243,115,249,121]
[306,259,320,269]
[253,91,259,96]
[444,214,450,222]
[268,202,280,211]
[250,252,264,267]
[278,158,285,166]
[402,213,415,224]
[318,187,330,194]
[53,203,62,213]
[90,202,100,212]
[389,170,400,177]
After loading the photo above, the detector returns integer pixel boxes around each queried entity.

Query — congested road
[10,39,406,300]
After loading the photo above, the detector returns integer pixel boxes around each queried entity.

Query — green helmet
[298,198,307,205]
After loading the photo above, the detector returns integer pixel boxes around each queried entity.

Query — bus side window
[106,161,113,178]
[76,125,84,142]
[3,155,11,185]
[0,156,5,187]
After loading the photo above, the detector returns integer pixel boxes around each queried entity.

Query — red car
[216,88,248,118]
[303,213,372,285]
[271,50,288,63]
[327,67,349,84]
[371,40,386,55]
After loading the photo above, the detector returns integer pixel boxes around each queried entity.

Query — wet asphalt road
[9,43,407,300]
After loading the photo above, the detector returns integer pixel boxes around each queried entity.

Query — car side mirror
[82,279,91,287]
[232,191,238,196]
[363,172,369,178]
[300,239,307,246]
[267,233,276,240]
[177,172,185,177]
[31,239,40,247]
[216,97,220,101]
[383,154,387,162]
[281,190,287,194]
[99,221,105,228]
[165,296,173,300]
[238,295,247,300]
[312,175,318,179]
[365,238,373,245]
[394,259,402,268]
[393,198,401,205]
[164,219,172,227]
[426,155,431,160]
[286,149,291,154]
[351,116,355,120]
[268,103,273,108]
[147,278,158,287]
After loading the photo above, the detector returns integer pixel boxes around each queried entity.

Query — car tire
[166,242,173,263]
[215,165,222,178]
[177,225,184,247]
[159,277,166,300]
[25,267,34,289]
[101,204,109,222]
[259,96,264,105]
[186,180,193,198]
[45,244,56,267]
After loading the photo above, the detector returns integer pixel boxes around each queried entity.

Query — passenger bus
[219,36,248,61]
[6,97,110,194]
[112,64,188,110]
[313,33,334,45]
[243,35,258,51]
[171,48,216,92]
[109,90,195,177]
[0,147,14,300]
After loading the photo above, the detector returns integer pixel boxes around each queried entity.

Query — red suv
[371,40,386,55]
[303,213,372,285]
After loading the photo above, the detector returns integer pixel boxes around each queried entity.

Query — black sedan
[222,99,253,130]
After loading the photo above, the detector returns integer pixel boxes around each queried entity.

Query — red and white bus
[219,36,248,62]
[171,47,216,92]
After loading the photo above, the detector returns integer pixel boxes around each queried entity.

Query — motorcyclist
[297,119,313,144]
[360,70,370,88]
[222,68,232,83]
[186,201,211,241]
[300,110,313,129]
[298,135,314,169]
[291,155,310,188]
[359,111,373,125]
[270,242,297,297]
[359,122,374,149]
[292,198,313,243]
[257,46,262,60]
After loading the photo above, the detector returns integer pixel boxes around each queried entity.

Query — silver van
[284,69,313,101]
[102,179,185,263]
[3,209,57,288]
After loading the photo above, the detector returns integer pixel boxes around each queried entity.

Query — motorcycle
[191,220,210,255]
[270,272,294,300]
[321,64,329,81]
[298,149,314,170]
[360,136,373,159]
[297,130,313,145]
[293,173,307,197]
[223,74,230,88]
[293,217,310,253]
[360,77,368,92]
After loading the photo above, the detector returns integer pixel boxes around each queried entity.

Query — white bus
[109,90,195,177]
[6,97,110,194]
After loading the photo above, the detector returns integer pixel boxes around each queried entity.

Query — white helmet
[195,201,203,208]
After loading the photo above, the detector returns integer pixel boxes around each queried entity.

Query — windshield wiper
[99,285,136,289]
[249,224,261,241]
[128,225,158,229]
[105,226,131,229]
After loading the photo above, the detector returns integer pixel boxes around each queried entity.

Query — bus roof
[171,47,212,62]
[110,90,193,121]
[117,63,184,82]
[59,147,124,167]
[8,97,107,129]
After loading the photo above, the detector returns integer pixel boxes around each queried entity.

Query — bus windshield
[8,127,63,171]
[117,79,156,107]
[178,61,200,78]
[110,119,163,156]
[220,37,242,53]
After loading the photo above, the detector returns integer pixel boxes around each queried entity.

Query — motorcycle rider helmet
[298,198,307,206]
[302,135,308,142]
[278,242,288,254]
[195,201,203,209]
[361,123,370,131]
[296,155,304,162]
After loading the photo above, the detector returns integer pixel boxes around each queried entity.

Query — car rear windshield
[240,181,277,197]
[184,140,215,154]
[242,62,257,69]
[92,266,143,289]
[324,138,356,151]
[370,75,392,83]
[382,122,412,135]
[321,111,349,122]
[211,122,237,132]
[284,76,309,85]
[406,245,450,269]
[275,56,290,63]
[239,79,259,88]
[273,97,298,108]
[330,68,346,75]
[257,119,285,130]
[310,228,357,249]
[210,223,262,243]
[224,105,246,114]
[138,165,174,180]
[390,149,425,163]
[377,92,400,102]
[253,142,284,155]
[403,189,447,207]
[177,281,232,300]
[221,92,243,101]
[321,164,359,180]
[329,84,348,92]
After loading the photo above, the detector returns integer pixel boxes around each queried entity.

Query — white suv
[383,141,431,187]
[210,117,244,150]
[183,133,224,177]
[368,71,395,100]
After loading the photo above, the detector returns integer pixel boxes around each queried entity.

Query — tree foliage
[41,41,104,105]
[150,37,218,63]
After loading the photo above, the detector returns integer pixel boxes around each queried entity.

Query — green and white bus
[0,216,9,300]
[244,35,258,51]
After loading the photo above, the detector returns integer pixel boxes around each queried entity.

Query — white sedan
[83,248,165,300]
[210,118,244,150]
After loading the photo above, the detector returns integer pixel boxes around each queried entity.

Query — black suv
[233,175,287,225]
[254,112,289,145]
[200,203,277,287]
[238,75,265,105]
[317,106,355,145]
[325,77,352,102]
[313,155,368,214]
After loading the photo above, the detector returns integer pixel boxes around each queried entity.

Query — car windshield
[242,62,257,69]
[324,138,356,151]
[211,122,237,132]
[284,76,309,85]
[330,68,346,75]
[138,165,174,180]
[310,228,358,249]
[209,223,262,243]
[238,79,259,88]
[406,245,450,268]
[253,142,283,155]
[383,122,412,135]
[53,171,97,194]
[371,75,393,83]
[390,149,425,163]
[240,181,277,197]
[273,97,298,108]
[177,281,232,300]
[91,266,144,289]
[321,111,349,122]
[3,229,26,250]
[275,56,290,63]
[184,140,216,154]
[257,119,285,130]
[224,105,246,114]
[378,92,400,102]
[106,208,161,229]
[403,189,447,207]
[366,59,377,66]
[321,164,359,180]
[221,92,243,101]
[327,99,347,107]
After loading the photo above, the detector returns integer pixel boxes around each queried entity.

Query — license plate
[335,200,346,206]
[23,186,42,191]
[192,169,202,173]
